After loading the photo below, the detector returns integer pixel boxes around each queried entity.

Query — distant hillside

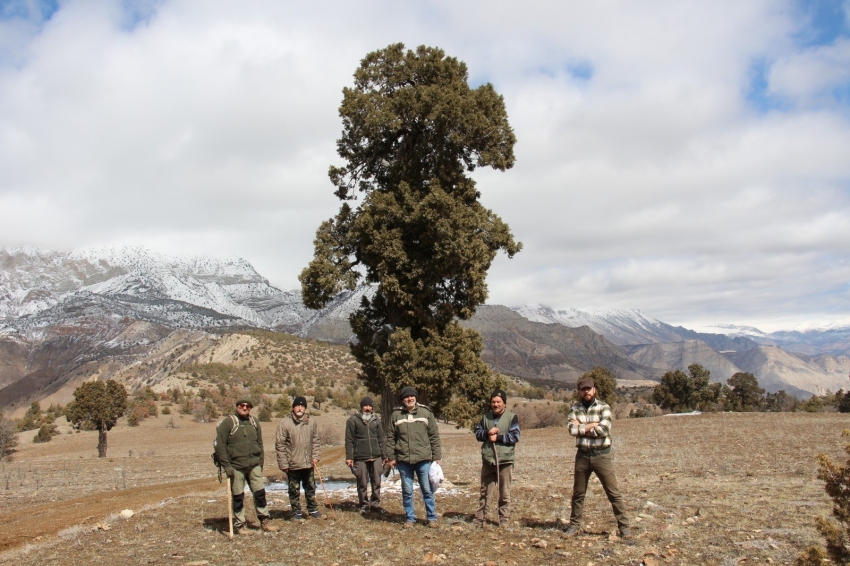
[0,322,360,417]
[622,340,743,384]
[460,305,661,383]
[724,346,850,398]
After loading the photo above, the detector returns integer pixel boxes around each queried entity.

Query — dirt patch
[0,477,219,553]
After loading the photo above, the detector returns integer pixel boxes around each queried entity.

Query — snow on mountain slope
[0,246,312,334]
[512,305,675,345]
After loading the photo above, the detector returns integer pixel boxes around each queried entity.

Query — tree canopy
[652,364,721,413]
[66,380,127,458]
[299,44,521,426]
[724,371,765,411]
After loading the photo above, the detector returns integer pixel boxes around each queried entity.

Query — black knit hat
[235,398,253,408]
[360,396,374,408]
[292,396,308,409]
[490,389,507,404]
[399,386,418,399]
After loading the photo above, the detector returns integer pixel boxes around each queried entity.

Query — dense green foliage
[65,380,128,458]
[652,364,722,413]
[724,372,765,411]
[300,44,521,426]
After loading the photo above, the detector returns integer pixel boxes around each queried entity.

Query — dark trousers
[353,458,382,509]
[570,451,629,529]
[287,467,318,513]
[475,461,513,522]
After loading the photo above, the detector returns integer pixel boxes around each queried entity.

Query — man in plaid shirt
[564,376,631,538]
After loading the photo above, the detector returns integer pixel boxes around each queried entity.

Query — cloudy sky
[1,0,849,332]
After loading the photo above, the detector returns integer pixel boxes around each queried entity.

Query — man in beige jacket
[275,396,322,521]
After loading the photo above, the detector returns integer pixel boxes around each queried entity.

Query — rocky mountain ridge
[2,246,847,409]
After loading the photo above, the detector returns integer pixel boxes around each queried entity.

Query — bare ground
[0,411,846,565]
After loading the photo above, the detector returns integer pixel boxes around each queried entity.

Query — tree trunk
[97,427,107,458]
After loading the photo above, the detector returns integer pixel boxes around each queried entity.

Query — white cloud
[1,0,849,331]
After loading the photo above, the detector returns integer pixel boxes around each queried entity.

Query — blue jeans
[397,461,437,522]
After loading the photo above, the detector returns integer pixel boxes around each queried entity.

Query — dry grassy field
[0,410,846,565]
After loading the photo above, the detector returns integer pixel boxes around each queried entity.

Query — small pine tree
[17,402,43,432]
[258,405,272,422]
[0,413,20,460]
[33,423,56,443]
[798,429,850,565]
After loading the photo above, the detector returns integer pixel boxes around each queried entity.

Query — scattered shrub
[798,429,850,564]
[513,403,565,429]
[317,423,341,445]
[258,405,272,422]
[33,423,58,443]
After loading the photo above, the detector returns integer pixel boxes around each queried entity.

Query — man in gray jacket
[345,396,387,514]
[275,396,322,521]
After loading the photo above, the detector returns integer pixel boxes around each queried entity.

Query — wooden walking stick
[226,476,234,540]
[493,440,500,517]
[313,462,337,519]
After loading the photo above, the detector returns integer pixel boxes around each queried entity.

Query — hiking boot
[563,524,580,536]
[359,505,369,515]
[259,517,280,533]
[233,524,253,536]
[308,511,323,519]
[403,521,415,529]
[291,511,305,522]
[619,527,633,539]
[427,520,439,529]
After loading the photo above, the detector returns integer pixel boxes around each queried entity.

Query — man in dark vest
[214,398,279,533]
[473,389,520,527]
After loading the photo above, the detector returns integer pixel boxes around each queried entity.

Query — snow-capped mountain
[703,323,850,357]
[511,304,758,352]
[0,246,312,334]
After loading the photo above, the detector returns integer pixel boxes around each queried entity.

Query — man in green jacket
[214,398,278,533]
[473,389,520,527]
[275,396,322,521]
[386,386,442,528]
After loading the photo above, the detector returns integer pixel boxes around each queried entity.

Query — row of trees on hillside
[651,364,848,414]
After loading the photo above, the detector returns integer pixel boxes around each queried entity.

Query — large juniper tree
[300,43,521,427]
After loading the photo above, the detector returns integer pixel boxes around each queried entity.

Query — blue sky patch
[745,58,792,113]
[567,61,594,81]
[0,0,59,23]
[794,0,848,48]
